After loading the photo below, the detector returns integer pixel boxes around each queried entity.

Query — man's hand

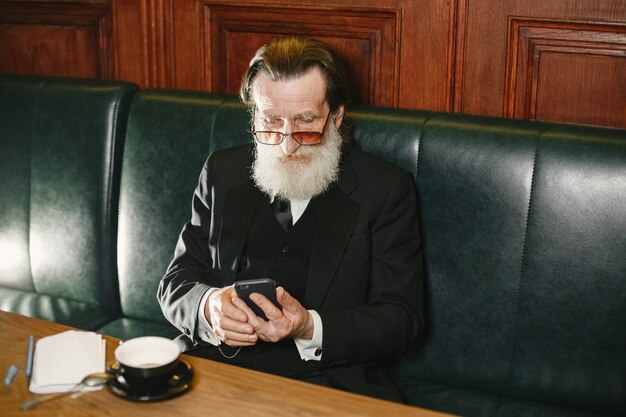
[205,286,258,346]
[233,286,314,343]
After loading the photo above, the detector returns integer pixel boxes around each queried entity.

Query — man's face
[250,67,345,200]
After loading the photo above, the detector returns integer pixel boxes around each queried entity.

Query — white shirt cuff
[294,310,323,361]
[197,287,220,345]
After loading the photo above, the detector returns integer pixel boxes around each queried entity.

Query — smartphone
[233,278,281,321]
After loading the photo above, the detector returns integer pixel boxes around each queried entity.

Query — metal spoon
[20,372,114,410]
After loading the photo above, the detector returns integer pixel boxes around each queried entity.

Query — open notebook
[29,330,106,394]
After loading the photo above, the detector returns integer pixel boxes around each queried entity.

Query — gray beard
[251,122,343,200]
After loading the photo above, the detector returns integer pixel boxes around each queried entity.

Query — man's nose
[279,121,301,155]
[280,133,301,155]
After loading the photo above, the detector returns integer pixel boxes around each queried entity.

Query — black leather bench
[0,75,136,330]
[1,75,624,417]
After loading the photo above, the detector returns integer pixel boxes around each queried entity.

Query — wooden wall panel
[453,1,626,128]
[167,0,451,111]
[503,18,626,127]
[1,0,626,129]
[0,0,453,112]
[535,53,626,128]
[111,0,145,86]
[112,0,176,88]
[0,1,113,79]
[201,3,400,106]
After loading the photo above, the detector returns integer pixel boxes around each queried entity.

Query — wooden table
[0,311,453,417]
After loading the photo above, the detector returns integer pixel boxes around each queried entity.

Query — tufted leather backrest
[116,89,625,414]
[388,113,540,391]
[116,91,249,324]
[3,77,622,413]
[348,107,625,415]
[509,124,625,412]
[0,75,137,328]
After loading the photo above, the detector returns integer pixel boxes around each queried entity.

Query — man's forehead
[251,68,328,114]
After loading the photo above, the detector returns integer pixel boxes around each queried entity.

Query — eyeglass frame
[251,111,331,146]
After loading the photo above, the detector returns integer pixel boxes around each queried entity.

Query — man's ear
[333,104,345,128]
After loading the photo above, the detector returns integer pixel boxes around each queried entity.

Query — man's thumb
[276,286,293,308]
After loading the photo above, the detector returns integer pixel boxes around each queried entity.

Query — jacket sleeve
[157,155,217,342]
[318,170,424,367]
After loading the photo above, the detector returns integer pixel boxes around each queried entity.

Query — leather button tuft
[281,245,289,254]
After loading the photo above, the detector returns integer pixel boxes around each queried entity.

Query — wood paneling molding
[142,0,175,87]
[0,1,113,79]
[447,0,469,112]
[200,2,400,106]
[504,18,626,127]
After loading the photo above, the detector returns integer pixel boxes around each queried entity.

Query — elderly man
[158,36,423,401]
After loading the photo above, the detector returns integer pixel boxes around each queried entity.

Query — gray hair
[240,36,350,116]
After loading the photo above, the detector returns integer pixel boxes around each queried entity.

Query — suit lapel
[217,147,360,301]
[218,180,261,285]
[305,156,359,309]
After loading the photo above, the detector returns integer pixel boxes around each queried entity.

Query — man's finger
[250,292,282,320]
[222,329,258,345]
[275,286,302,314]
[232,295,261,325]
[275,286,291,305]
[220,296,249,322]
[217,314,255,335]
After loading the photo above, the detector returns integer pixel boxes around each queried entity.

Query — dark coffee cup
[114,336,180,394]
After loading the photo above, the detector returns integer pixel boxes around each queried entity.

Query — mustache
[280,153,312,162]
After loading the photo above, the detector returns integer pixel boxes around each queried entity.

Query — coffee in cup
[114,336,180,394]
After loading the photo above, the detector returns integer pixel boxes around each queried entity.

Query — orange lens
[292,132,322,144]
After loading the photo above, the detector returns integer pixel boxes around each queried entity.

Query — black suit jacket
[158,143,423,398]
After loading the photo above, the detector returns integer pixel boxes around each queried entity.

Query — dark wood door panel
[534,52,626,128]
[502,18,626,128]
[0,2,112,79]
[202,4,400,106]
[453,0,626,128]
[0,23,100,78]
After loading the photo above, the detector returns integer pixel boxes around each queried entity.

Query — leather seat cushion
[0,287,114,330]
[396,378,616,417]
[97,317,180,340]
